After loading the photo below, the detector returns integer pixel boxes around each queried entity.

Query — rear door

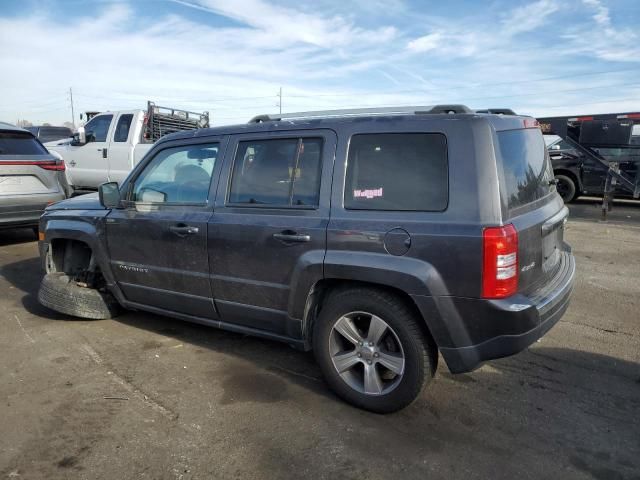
[106,138,225,318]
[107,112,136,184]
[495,126,567,294]
[207,130,335,335]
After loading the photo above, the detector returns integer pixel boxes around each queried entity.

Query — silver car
[0,122,67,232]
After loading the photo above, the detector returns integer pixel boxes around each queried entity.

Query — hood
[44,138,73,148]
[46,192,104,211]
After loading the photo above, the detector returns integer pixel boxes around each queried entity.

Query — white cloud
[582,0,610,27]
[172,0,397,49]
[0,0,638,125]
[407,32,442,53]
[562,0,640,62]
[501,0,560,35]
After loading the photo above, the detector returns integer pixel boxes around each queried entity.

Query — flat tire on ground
[38,272,121,320]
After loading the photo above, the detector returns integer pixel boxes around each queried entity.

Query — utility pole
[278,87,282,114]
[69,87,76,128]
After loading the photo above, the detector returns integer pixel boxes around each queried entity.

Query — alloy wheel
[328,311,405,396]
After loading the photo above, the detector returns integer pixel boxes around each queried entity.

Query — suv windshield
[497,128,553,210]
[0,131,48,155]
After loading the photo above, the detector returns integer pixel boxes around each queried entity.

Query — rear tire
[555,174,577,203]
[38,272,121,320]
[313,287,437,413]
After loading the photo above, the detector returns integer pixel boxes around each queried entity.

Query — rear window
[0,131,48,155]
[497,129,553,209]
[344,133,448,211]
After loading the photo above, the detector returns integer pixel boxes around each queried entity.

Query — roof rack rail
[475,108,517,115]
[248,104,473,123]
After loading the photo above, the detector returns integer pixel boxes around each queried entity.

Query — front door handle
[169,225,199,236]
[98,148,107,158]
[273,231,311,243]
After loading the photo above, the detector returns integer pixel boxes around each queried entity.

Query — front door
[208,130,335,335]
[106,138,224,319]
[65,113,114,189]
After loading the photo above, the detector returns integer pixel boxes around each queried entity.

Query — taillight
[39,160,65,171]
[482,224,518,299]
[0,160,65,171]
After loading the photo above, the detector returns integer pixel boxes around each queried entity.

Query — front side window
[345,133,448,211]
[132,143,219,204]
[113,114,133,142]
[84,115,113,143]
[228,137,323,206]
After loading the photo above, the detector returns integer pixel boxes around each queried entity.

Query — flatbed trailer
[537,112,640,219]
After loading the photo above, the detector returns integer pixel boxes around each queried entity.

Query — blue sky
[1,0,639,126]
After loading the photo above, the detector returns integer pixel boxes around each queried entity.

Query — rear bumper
[0,193,65,228]
[436,250,576,373]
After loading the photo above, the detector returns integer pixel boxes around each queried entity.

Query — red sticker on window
[354,188,383,199]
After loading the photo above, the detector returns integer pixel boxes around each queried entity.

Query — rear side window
[228,137,323,206]
[345,133,448,211]
[0,131,48,155]
[497,129,553,209]
[114,114,133,142]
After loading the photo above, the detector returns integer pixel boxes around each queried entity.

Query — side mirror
[99,182,121,208]
[72,126,87,146]
[551,144,561,150]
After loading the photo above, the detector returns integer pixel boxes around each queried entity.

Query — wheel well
[47,239,102,286]
[304,279,438,354]
[554,169,580,190]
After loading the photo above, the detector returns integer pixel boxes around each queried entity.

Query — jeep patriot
[37,105,576,412]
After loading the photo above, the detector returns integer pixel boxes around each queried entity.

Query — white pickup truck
[45,102,209,191]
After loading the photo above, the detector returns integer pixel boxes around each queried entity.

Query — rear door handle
[273,231,311,243]
[170,225,199,236]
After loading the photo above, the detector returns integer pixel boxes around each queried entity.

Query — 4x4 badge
[521,262,536,273]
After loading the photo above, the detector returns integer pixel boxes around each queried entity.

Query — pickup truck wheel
[313,288,436,413]
[555,174,577,202]
[38,273,121,320]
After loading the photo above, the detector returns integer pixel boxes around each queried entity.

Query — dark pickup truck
[547,135,640,201]
[37,105,575,412]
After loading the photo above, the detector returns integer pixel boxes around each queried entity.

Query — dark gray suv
[36,105,575,412]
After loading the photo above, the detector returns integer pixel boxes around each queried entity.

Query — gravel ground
[0,201,638,480]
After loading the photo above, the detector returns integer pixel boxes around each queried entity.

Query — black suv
[25,126,73,144]
[37,105,575,412]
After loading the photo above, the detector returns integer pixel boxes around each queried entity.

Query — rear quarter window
[497,128,553,210]
[0,131,48,155]
[344,133,448,211]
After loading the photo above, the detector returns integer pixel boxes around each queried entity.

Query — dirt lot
[1,200,639,480]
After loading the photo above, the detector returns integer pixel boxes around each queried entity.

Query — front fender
[40,211,116,287]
